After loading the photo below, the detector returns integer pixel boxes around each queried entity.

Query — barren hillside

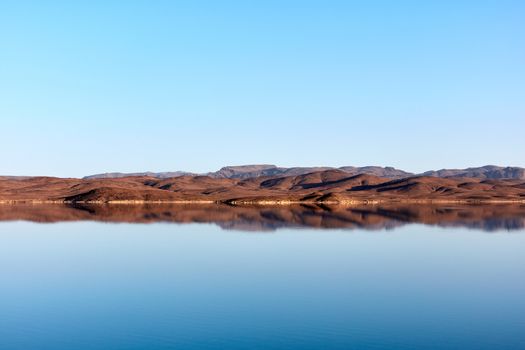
[1,170,524,204]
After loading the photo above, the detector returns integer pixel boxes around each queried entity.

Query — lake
[0,204,524,349]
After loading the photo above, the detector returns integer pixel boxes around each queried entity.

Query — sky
[1,0,524,177]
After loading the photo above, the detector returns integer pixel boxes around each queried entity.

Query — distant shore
[1,169,524,205]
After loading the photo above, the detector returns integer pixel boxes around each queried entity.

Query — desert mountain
[84,165,413,180]
[422,165,525,179]
[83,165,525,181]
[1,169,524,204]
[83,171,194,179]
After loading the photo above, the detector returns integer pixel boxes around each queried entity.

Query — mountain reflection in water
[1,204,525,232]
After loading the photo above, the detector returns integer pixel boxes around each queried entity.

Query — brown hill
[1,170,524,204]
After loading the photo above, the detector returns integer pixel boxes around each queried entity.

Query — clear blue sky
[1,1,523,177]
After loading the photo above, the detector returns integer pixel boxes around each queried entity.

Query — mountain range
[1,166,524,204]
[84,165,525,180]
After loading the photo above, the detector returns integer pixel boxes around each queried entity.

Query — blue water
[0,222,524,349]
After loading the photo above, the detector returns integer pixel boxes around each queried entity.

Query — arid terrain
[84,164,525,180]
[1,165,525,204]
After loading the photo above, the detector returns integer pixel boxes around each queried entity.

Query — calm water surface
[0,212,524,349]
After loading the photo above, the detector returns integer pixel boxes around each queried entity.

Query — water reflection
[1,203,524,232]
